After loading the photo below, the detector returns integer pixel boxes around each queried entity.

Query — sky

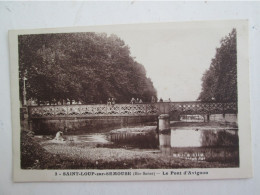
[104,22,234,101]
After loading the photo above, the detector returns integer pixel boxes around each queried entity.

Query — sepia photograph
[9,20,252,181]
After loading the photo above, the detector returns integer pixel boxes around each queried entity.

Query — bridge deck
[28,102,237,118]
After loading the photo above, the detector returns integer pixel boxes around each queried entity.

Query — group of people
[130,97,143,104]
[159,98,171,103]
[107,98,116,105]
[151,96,171,103]
[106,96,172,105]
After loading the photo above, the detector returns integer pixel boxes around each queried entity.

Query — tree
[198,29,237,102]
[19,32,157,104]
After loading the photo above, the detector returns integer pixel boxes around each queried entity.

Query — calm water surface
[160,129,239,162]
[64,126,239,163]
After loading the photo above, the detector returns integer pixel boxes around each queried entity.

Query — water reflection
[109,131,159,149]
[160,129,239,163]
[171,130,202,147]
[65,134,110,144]
[64,126,239,164]
[168,129,238,147]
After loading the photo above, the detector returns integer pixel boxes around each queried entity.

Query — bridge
[28,101,237,118]
[26,101,237,134]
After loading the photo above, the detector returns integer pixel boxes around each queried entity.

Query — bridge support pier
[158,114,170,133]
[158,114,171,153]
[207,114,210,122]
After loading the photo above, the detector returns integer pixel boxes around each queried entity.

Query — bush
[21,130,63,169]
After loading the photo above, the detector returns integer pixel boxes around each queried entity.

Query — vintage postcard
[9,20,252,182]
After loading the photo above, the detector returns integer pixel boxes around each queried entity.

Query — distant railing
[28,102,237,118]
[169,101,237,115]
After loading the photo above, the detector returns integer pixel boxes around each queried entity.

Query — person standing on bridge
[107,98,111,106]
[130,97,136,104]
[111,98,116,106]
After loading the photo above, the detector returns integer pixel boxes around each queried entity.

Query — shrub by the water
[21,130,63,169]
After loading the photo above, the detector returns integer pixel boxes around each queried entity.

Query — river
[61,124,239,164]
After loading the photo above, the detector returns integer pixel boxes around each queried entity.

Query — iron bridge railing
[28,102,237,119]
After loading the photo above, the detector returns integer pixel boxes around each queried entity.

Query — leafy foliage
[19,33,157,104]
[198,29,237,102]
[21,130,62,169]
